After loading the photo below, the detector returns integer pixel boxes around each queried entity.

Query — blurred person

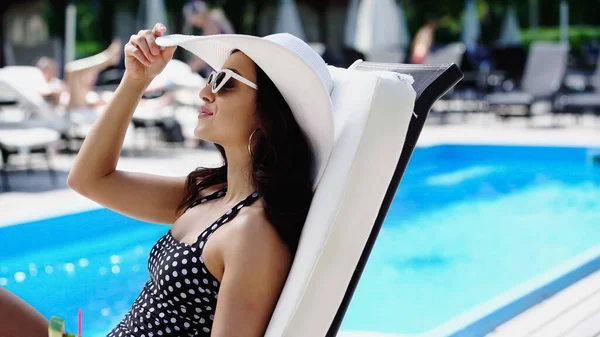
[62,39,122,112]
[410,19,437,64]
[184,0,235,76]
[34,39,122,117]
[34,56,64,105]
[0,22,333,337]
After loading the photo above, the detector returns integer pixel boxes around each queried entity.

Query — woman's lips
[199,106,214,118]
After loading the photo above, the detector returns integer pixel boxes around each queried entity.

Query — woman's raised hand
[123,23,177,82]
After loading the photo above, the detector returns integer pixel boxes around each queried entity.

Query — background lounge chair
[554,53,600,122]
[425,43,466,67]
[485,42,569,121]
[2,38,63,70]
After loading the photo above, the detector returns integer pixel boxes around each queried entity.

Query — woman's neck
[221,146,256,204]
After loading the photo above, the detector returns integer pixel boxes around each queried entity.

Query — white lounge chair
[262,61,462,336]
[0,67,65,190]
[0,125,61,191]
[0,66,142,152]
[147,59,205,92]
[0,66,71,133]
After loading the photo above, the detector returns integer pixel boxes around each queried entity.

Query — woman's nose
[200,85,215,103]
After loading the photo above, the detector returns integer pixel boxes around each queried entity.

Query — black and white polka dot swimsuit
[108,187,259,337]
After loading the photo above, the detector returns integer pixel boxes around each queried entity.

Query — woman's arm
[67,24,186,224]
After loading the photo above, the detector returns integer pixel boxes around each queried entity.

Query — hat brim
[156,34,334,189]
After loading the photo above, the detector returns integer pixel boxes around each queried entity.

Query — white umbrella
[65,4,76,63]
[137,0,168,31]
[343,0,360,48]
[461,0,480,52]
[559,0,569,44]
[354,0,401,53]
[397,1,410,49]
[274,0,306,41]
[498,6,522,46]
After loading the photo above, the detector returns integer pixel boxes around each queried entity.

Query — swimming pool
[1,144,599,336]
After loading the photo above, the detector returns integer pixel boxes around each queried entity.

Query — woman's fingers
[132,31,153,64]
[125,43,150,67]
[125,24,169,68]
[152,23,167,37]
[144,30,160,56]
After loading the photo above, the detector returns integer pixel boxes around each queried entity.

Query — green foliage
[75,1,99,43]
[521,26,600,51]
[76,41,103,58]
[402,0,600,46]
[41,1,63,38]
[41,0,600,50]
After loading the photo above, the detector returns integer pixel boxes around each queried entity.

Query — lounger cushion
[0,128,60,152]
[264,65,416,336]
[486,91,534,106]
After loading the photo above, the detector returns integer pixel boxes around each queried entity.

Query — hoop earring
[248,129,259,159]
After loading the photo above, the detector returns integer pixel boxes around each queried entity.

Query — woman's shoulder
[227,205,289,258]
[232,204,269,234]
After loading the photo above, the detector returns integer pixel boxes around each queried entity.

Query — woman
[0,23,334,337]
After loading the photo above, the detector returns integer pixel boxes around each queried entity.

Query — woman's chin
[193,128,214,142]
[193,129,205,140]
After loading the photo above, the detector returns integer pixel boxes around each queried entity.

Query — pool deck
[2,122,600,337]
[486,268,600,337]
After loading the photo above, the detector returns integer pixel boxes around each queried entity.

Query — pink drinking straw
[78,308,82,337]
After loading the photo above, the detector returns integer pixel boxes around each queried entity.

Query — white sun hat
[156,33,334,189]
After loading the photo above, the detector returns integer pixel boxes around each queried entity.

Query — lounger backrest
[264,61,462,337]
[264,64,417,337]
[327,62,463,336]
[521,42,569,97]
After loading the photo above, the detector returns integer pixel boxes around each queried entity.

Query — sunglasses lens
[212,71,227,92]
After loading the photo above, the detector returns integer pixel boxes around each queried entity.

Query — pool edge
[420,243,600,337]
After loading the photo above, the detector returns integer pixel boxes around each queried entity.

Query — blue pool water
[1,145,600,336]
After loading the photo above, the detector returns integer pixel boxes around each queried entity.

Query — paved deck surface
[486,269,600,337]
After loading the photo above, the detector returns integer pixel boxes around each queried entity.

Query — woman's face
[195,52,259,148]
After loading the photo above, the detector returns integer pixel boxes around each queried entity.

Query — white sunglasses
[207,69,258,93]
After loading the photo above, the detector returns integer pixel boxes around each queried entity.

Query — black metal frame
[326,62,464,336]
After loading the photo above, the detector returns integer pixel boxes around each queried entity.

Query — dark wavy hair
[176,50,314,255]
